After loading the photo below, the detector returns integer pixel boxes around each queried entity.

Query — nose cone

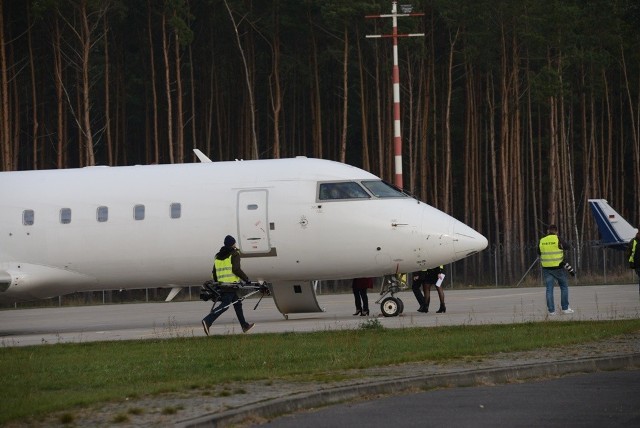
[452,220,488,258]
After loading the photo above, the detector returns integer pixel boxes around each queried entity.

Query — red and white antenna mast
[366,2,424,189]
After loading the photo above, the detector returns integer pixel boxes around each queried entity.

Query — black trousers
[353,288,369,311]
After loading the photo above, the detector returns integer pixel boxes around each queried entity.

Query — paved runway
[258,370,640,428]
[1,284,638,347]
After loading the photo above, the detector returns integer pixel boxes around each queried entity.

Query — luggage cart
[200,280,270,312]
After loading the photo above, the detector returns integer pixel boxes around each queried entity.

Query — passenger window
[318,182,371,200]
[361,180,407,198]
[60,208,72,224]
[97,206,108,222]
[23,209,34,226]
[134,204,145,220]
[170,203,181,219]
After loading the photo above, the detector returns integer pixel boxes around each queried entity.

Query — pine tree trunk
[174,20,184,163]
[0,0,11,171]
[161,14,174,163]
[147,0,159,164]
[339,27,348,164]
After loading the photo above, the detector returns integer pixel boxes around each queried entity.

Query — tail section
[588,199,637,250]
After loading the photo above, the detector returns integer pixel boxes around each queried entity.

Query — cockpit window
[361,180,408,198]
[318,182,371,200]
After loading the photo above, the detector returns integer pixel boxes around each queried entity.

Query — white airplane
[0,150,488,316]
[588,199,637,250]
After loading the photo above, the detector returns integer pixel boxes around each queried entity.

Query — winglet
[588,199,637,249]
[193,149,212,163]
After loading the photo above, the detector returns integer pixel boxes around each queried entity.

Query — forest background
[1,0,639,286]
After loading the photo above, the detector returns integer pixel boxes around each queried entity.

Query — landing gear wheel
[380,297,403,317]
[397,298,404,314]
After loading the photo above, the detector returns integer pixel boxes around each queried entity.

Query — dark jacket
[212,246,250,282]
[352,277,374,290]
[413,266,444,285]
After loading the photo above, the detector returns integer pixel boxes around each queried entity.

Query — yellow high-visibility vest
[539,235,563,268]
[214,254,240,282]
[630,240,638,264]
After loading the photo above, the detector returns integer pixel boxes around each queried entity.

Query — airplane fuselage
[0,157,487,303]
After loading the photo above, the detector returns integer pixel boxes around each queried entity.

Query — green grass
[1,320,639,424]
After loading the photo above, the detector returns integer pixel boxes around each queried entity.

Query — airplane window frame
[97,206,108,222]
[60,208,72,224]
[134,204,145,221]
[317,181,371,201]
[22,209,34,226]
[361,180,408,198]
[170,203,181,219]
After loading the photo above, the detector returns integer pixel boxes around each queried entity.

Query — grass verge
[1,319,639,424]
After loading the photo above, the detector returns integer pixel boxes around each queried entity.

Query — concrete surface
[1,284,639,427]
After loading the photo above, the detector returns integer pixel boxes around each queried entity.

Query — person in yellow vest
[626,229,640,294]
[201,235,255,335]
[538,225,574,315]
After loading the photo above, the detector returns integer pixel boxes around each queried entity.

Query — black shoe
[201,320,210,336]
[436,305,446,313]
[353,310,362,316]
[417,305,428,313]
[242,323,255,333]
[360,310,369,316]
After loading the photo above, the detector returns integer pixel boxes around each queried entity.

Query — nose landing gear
[375,275,407,317]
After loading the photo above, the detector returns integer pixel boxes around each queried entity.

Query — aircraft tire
[380,297,401,317]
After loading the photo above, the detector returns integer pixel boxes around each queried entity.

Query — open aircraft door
[270,280,325,319]
[236,190,323,318]
[237,190,272,254]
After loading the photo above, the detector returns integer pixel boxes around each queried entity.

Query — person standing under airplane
[352,277,373,316]
[412,265,446,313]
[202,235,255,335]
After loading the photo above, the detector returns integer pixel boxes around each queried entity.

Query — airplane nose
[452,220,488,258]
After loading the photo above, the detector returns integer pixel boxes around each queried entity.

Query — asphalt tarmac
[259,370,640,427]
[0,284,639,347]
[1,283,639,427]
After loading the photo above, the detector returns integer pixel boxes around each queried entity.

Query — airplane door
[237,190,271,253]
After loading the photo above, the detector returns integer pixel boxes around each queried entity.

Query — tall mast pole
[366,2,424,189]
[391,2,402,188]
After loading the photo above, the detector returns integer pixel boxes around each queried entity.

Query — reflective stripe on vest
[539,235,563,268]
[214,254,240,282]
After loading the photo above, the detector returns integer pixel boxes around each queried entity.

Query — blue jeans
[543,268,569,312]
[203,291,248,328]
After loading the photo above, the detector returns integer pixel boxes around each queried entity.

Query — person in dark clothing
[412,266,446,313]
[352,277,373,316]
[202,235,255,335]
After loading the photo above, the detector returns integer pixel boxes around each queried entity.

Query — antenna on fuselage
[193,149,213,163]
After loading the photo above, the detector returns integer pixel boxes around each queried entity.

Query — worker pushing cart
[201,235,266,335]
